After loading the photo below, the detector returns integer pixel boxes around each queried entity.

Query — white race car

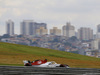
[23,59,69,68]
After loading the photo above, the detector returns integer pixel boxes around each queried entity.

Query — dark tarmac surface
[0,66,100,75]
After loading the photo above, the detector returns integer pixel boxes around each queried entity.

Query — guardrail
[0,66,100,75]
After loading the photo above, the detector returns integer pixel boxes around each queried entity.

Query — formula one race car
[23,59,69,68]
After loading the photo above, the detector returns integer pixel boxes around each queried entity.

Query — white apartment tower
[97,24,100,32]
[20,20,34,35]
[6,20,14,36]
[96,24,100,39]
[62,22,75,37]
[78,27,93,40]
[20,20,47,36]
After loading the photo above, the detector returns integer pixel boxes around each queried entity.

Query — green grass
[0,42,99,61]
[0,42,100,68]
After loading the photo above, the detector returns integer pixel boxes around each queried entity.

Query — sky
[0,0,100,35]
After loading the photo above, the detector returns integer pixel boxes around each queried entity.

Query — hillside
[0,42,100,68]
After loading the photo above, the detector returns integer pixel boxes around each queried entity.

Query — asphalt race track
[0,66,100,75]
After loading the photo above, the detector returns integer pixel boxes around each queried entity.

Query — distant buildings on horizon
[77,27,93,40]
[20,20,47,36]
[62,22,75,38]
[6,20,14,36]
[50,27,61,36]
[5,19,100,41]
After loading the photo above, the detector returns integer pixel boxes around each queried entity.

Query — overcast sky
[0,0,100,35]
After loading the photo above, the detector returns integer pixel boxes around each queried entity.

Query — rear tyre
[25,63,31,66]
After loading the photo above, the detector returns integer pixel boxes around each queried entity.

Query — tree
[17,35,23,38]
[53,38,59,42]
[2,34,10,38]
[68,36,78,42]
[32,41,38,45]
[63,42,72,46]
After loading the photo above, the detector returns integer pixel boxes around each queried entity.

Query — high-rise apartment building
[36,27,48,36]
[97,24,100,32]
[91,39,100,52]
[96,24,100,39]
[6,20,14,36]
[20,20,47,36]
[62,22,75,37]
[78,27,93,40]
[20,20,34,35]
[50,27,61,36]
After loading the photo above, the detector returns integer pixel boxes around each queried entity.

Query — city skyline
[1,0,100,35]
[2,19,100,36]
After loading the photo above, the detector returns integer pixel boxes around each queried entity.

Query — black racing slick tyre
[25,63,31,66]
